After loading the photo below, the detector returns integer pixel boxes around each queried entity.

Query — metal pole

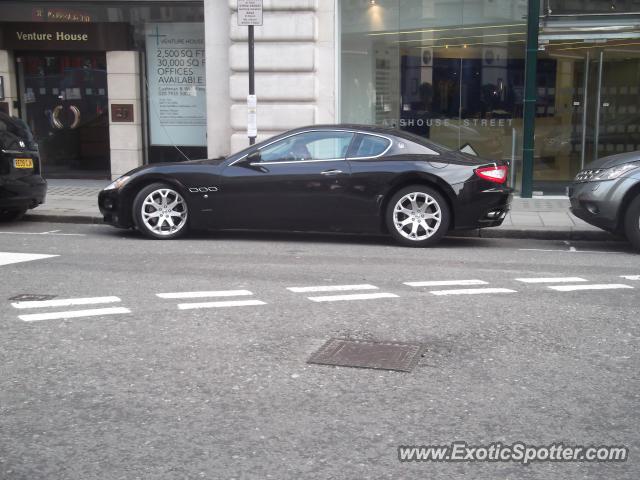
[593,50,604,163]
[521,0,541,198]
[511,127,517,190]
[248,25,255,145]
[580,50,590,170]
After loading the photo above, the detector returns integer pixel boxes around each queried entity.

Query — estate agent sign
[145,23,207,147]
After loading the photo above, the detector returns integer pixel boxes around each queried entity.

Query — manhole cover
[8,294,57,302]
[308,338,424,372]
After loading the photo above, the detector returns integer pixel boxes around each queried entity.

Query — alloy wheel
[141,188,188,236]
[392,192,442,241]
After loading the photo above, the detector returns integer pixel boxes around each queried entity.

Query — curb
[24,213,104,225]
[23,211,621,242]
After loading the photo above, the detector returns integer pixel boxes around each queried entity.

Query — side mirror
[246,150,261,164]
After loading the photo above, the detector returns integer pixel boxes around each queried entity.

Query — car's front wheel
[385,185,450,247]
[624,194,640,251]
[0,208,27,222]
[132,183,189,240]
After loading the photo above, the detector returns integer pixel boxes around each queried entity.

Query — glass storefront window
[340,0,527,187]
[546,0,640,15]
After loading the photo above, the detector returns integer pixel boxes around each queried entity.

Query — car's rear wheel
[385,185,450,247]
[624,194,640,251]
[132,183,189,240]
[0,208,27,222]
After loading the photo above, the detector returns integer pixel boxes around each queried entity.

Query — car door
[218,130,354,230]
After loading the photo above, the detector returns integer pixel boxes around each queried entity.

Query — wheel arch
[618,180,640,232]
[122,175,190,227]
[379,172,457,233]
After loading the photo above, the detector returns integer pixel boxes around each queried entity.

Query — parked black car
[569,151,640,250]
[0,112,46,221]
[99,125,512,247]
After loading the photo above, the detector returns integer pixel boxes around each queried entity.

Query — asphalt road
[1,222,639,480]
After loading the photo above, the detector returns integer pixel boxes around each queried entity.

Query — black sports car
[99,125,512,247]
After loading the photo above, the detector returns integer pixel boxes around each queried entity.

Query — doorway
[16,52,110,179]
[534,41,640,194]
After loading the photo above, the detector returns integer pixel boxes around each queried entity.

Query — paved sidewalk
[22,179,612,241]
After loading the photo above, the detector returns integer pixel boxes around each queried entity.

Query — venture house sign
[15,31,89,42]
[0,23,130,51]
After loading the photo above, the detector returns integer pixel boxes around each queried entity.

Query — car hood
[122,157,226,177]
[583,151,640,170]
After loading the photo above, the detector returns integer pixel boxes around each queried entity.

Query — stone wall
[205,0,336,156]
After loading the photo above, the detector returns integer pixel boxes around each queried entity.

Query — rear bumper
[0,175,47,210]
[452,180,513,230]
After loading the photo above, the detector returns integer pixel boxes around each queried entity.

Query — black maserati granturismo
[98,125,512,247]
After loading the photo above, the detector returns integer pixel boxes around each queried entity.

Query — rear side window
[349,134,391,158]
[0,113,34,150]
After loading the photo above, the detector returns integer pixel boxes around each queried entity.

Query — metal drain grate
[308,338,424,372]
[8,294,57,302]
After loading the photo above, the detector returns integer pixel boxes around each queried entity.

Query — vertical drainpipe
[521,0,541,198]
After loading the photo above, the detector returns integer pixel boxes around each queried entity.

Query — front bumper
[0,175,47,210]
[98,188,133,228]
[568,177,637,232]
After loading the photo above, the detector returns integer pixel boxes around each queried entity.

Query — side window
[349,134,391,158]
[259,131,354,163]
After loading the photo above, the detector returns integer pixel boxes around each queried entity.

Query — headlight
[591,162,640,181]
[103,176,131,190]
[575,162,640,182]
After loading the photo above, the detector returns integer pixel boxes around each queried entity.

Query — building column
[106,51,143,180]
[0,50,18,116]
[204,0,231,157]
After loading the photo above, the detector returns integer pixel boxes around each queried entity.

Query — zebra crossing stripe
[548,284,633,292]
[430,288,517,296]
[19,307,131,322]
[12,296,121,309]
[178,299,266,310]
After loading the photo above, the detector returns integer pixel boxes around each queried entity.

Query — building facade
[0,0,206,179]
[2,1,640,197]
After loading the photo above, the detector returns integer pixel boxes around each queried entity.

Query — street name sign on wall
[238,0,263,26]
[145,23,207,147]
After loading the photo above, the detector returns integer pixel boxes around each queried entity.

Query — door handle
[321,169,343,176]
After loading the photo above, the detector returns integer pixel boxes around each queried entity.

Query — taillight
[475,165,508,184]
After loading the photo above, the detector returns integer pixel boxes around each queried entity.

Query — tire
[132,183,189,240]
[0,208,27,222]
[385,185,450,247]
[624,194,640,251]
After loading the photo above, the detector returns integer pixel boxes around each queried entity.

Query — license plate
[14,158,33,169]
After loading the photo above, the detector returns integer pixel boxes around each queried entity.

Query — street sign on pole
[238,0,262,144]
[237,0,263,26]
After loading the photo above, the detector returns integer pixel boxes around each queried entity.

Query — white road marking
[0,231,85,236]
[307,292,398,302]
[157,290,253,299]
[516,277,587,283]
[519,248,621,255]
[0,252,59,266]
[12,296,121,309]
[549,284,633,292]
[287,284,378,293]
[404,279,488,287]
[19,307,131,322]
[178,299,266,310]
[430,288,517,296]
[621,275,640,281]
